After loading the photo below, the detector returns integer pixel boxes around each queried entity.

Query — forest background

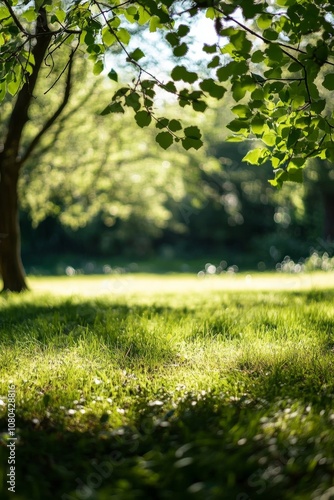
[2,3,334,279]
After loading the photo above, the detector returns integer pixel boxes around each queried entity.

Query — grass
[0,272,334,499]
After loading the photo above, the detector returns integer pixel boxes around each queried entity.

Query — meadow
[1,272,334,499]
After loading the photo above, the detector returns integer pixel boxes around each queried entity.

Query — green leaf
[166,33,179,47]
[240,0,263,18]
[173,43,188,57]
[7,75,21,96]
[269,169,288,187]
[232,82,247,102]
[125,92,141,111]
[169,119,182,132]
[93,60,104,75]
[262,132,276,147]
[203,44,217,54]
[310,100,326,113]
[251,73,266,84]
[287,128,301,148]
[149,15,161,32]
[266,43,284,62]
[240,74,257,91]
[21,7,37,22]
[257,14,272,29]
[184,126,201,139]
[112,87,129,100]
[102,28,116,47]
[108,69,118,82]
[35,0,46,12]
[205,7,216,20]
[141,79,155,90]
[178,25,190,37]
[156,131,173,149]
[181,137,203,150]
[227,119,249,133]
[313,44,328,66]
[156,118,169,129]
[231,104,251,119]
[199,79,225,99]
[216,61,248,82]
[251,115,266,134]
[229,30,252,54]
[226,135,245,142]
[124,5,138,22]
[251,88,265,100]
[322,73,334,91]
[85,31,95,47]
[87,43,102,55]
[0,81,6,103]
[100,102,124,115]
[129,48,145,61]
[137,5,151,24]
[135,110,152,127]
[263,28,279,41]
[171,66,197,84]
[288,62,302,73]
[192,100,207,112]
[251,50,265,63]
[207,56,220,69]
[164,81,177,93]
[118,28,131,45]
[243,148,269,165]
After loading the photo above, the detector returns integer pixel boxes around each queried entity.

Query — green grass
[1,273,334,499]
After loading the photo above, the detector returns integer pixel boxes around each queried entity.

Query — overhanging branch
[19,49,75,166]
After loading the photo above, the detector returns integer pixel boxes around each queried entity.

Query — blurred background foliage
[2,56,333,275]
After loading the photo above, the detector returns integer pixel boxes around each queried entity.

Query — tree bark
[0,158,27,291]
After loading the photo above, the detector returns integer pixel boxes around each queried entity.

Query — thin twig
[3,0,29,35]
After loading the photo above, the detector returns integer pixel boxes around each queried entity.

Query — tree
[0,6,75,290]
[1,0,334,291]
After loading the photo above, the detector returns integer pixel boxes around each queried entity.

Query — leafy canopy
[2,0,334,185]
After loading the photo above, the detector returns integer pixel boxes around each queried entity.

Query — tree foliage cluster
[2,0,334,183]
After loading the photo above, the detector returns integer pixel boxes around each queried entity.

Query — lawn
[1,272,334,499]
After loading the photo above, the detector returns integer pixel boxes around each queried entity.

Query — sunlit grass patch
[0,274,334,498]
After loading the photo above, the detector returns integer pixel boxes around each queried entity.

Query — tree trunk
[0,8,52,292]
[0,155,27,292]
[1,8,75,291]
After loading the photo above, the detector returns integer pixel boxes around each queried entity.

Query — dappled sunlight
[2,278,334,499]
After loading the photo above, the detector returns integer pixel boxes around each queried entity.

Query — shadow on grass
[1,389,334,500]
[1,291,334,498]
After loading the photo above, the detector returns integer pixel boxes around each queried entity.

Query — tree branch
[2,8,52,165]
[25,78,97,161]
[215,7,334,67]
[19,50,75,166]
[3,0,29,35]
